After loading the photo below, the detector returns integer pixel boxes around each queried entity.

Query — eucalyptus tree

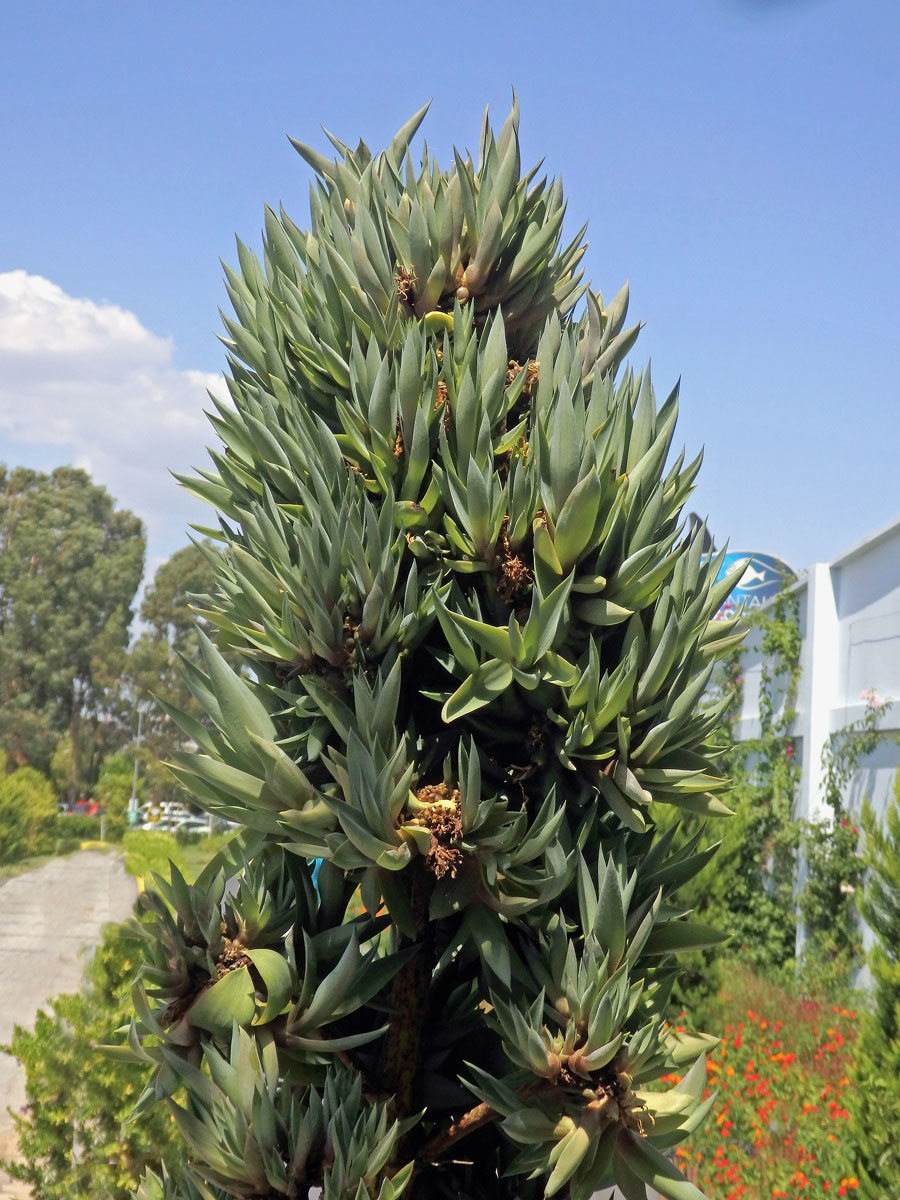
[0,464,144,795]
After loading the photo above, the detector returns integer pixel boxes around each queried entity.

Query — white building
[732,513,900,827]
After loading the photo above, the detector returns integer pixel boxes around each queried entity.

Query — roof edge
[830,512,900,569]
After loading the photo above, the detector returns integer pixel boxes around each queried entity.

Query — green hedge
[55,813,102,840]
[0,766,57,863]
[0,921,183,1197]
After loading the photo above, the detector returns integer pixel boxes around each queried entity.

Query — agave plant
[126,98,742,1200]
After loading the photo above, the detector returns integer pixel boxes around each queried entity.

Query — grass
[121,829,233,886]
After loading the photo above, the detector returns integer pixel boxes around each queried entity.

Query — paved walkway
[0,850,137,1199]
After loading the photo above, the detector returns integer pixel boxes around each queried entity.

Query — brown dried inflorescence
[586,1064,650,1135]
[341,615,359,659]
[216,937,252,979]
[393,418,405,459]
[396,266,417,306]
[506,358,539,395]
[496,517,533,604]
[408,782,463,879]
[551,1055,650,1135]
[434,379,451,432]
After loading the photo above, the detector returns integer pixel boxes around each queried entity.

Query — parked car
[138,806,220,835]
[172,815,211,834]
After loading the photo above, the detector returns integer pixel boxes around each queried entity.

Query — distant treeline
[0,463,215,855]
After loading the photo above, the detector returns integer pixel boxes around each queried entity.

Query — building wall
[728,517,900,964]
[731,516,900,827]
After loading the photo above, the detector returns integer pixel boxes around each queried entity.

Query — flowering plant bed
[674,968,859,1199]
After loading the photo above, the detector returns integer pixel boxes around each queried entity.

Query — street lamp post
[127,707,144,827]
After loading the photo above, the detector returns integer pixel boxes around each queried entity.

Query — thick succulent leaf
[442,658,513,722]
[642,921,730,956]
[246,949,294,1024]
[189,968,257,1035]
[545,1124,591,1196]
[618,1130,708,1200]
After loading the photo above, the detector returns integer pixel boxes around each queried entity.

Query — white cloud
[0,271,224,571]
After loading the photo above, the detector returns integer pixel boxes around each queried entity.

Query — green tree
[125,103,741,1200]
[49,731,75,796]
[95,751,137,840]
[48,726,109,805]
[850,772,900,1195]
[123,542,218,801]
[1,922,182,1200]
[0,465,145,794]
[140,542,215,642]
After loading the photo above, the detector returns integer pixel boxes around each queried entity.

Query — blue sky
[1,0,897,577]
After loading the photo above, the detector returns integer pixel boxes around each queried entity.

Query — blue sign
[713,551,796,619]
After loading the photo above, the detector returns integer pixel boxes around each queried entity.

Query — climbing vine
[678,584,804,1007]
[723,586,803,972]
[822,690,893,816]
[799,690,896,988]
[756,586,803,801]
[688,578,894,999]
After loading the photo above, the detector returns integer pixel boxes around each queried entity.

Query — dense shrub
[848,775,900,1196]
[0,922,181,1199]
[797,815,864,994]
[120,829,188,881]
[173,824,203,845]
[0,764,57,862]
[54,835,86,855]
[55,812,102,840]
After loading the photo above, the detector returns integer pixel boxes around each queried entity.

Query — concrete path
[0,850,137,1199]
